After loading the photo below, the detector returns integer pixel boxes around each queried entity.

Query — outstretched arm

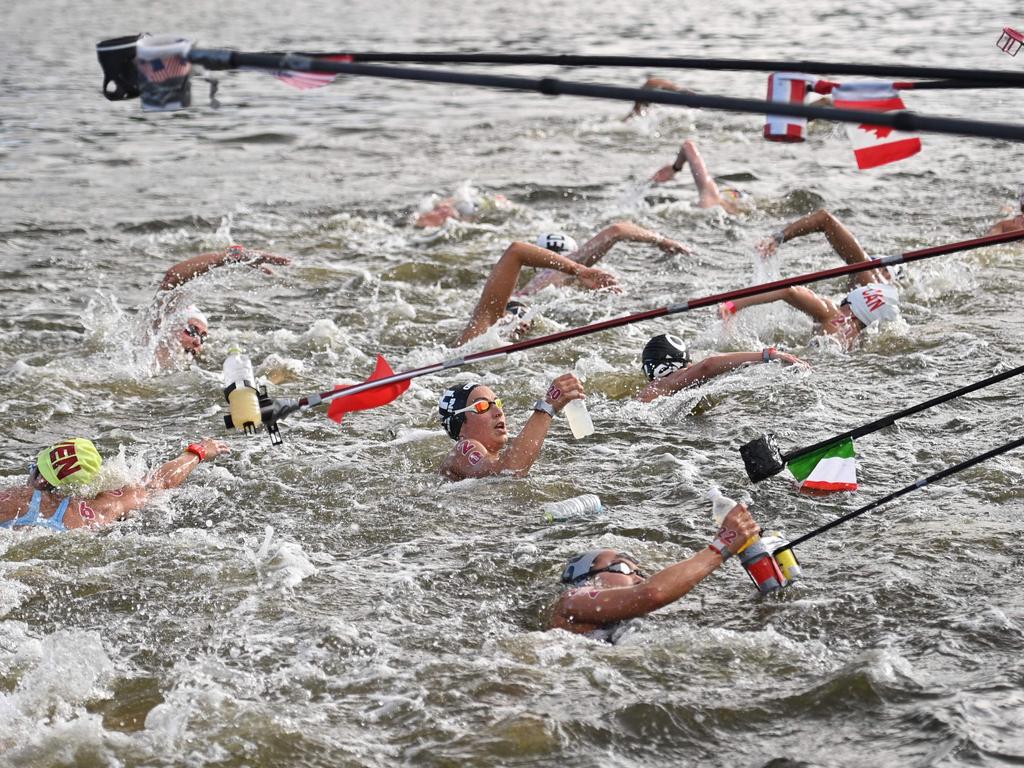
[159,246,291,292]
[74,438,231,527]
[552,504,759,628]
[624,77,694,120]
[725,286,837,325]
[638,350,810,402]
[456,243,618,345]
[757,209,888,285]
[519,221,691,295]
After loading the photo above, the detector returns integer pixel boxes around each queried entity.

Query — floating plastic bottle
[223,346,262,433]
[542,494,603,523]
[563,398,595,440]
[707,486,784,593]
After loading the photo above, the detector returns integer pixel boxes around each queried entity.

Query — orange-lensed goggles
[452,398,503,416]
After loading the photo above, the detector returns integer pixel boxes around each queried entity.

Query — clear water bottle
[706,486,783,593]
[542,494,603,523]
[563,398,595,439]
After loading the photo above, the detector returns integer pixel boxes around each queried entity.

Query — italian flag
[832,82,922,170]
[787,438,857,493]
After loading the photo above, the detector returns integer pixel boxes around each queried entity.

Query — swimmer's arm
[158,248,291,291]
[79,485,150,526]
[575,222,691,267]
[146,439,231,491]
[986,218,1019,236]
[637,353,778,402]
[458,242,615,343]
[498,413,555,476]
[444,427,549,479]
[624,77,692,120]
[555,549,724,625]
[730,286,835,324]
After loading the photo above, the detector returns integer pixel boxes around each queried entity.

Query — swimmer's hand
[196,438,232,458]
[773,351,812,370]
[545,373,585,414]
[577,266,621,293]
[657,237,693,256]
[651,164,678,184]
[756,231,785,260]
[717,504,760,556]
[247,251,292,275]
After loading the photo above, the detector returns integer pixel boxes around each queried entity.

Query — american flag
[272,54,352,90]
[137,55,191,84]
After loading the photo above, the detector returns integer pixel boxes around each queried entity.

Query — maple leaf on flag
[860,124,893,139]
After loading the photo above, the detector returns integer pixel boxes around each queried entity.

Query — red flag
[832,83,922,170]
[326,355,410,424]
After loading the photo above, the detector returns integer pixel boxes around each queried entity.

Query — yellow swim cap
[36,438,103,488]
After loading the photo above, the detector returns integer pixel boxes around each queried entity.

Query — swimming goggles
[452,397,502,416]
[588,560,648,580]
[184,324,208,343]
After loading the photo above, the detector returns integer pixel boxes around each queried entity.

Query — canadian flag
[832,82,921,170]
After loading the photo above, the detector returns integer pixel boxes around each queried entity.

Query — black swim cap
[561,549,605,584]
[641,334,691,381]
[438,382,481,440]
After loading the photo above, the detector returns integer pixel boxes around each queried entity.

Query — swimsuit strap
[42,497,71,532]
[0,490,44,529]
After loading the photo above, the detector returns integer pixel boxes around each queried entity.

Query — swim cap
[535,233,579,254]
[561,549,605,584]
[844,283,900,326]
[641,334,692,381]
[438,382,482,440]
[184,304,209,326]
[496,300,533,341]
[35,438,103,488]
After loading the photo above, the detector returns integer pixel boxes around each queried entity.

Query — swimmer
[438,375,583,481]
[414,184,512,228]
[651,139,745,214]
[637,333,809,403]
[455,222,693,346]
[0,437,230,531]
[549,501,760,638]
[986,183,1024,236]
[622,77,696,121]
[151,244,292,368]
[756,208,897,286]
[720,282,901,349]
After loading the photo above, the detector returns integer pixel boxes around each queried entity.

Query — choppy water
[2,1,1024,766]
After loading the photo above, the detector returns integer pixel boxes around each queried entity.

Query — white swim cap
[535,233,579,254]
[844,283,899,326]
[184,304,209,326]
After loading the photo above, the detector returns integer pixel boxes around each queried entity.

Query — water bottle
[762,531,802,585]
[223,346,262,433]
[707,486,783,593]
[542,494,603,523]
[563,398,595,439]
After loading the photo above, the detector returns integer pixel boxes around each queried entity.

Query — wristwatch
[532,400,557,418]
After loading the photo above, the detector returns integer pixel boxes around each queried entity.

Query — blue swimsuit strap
[44,497,71,531]
[0,491,70,531]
